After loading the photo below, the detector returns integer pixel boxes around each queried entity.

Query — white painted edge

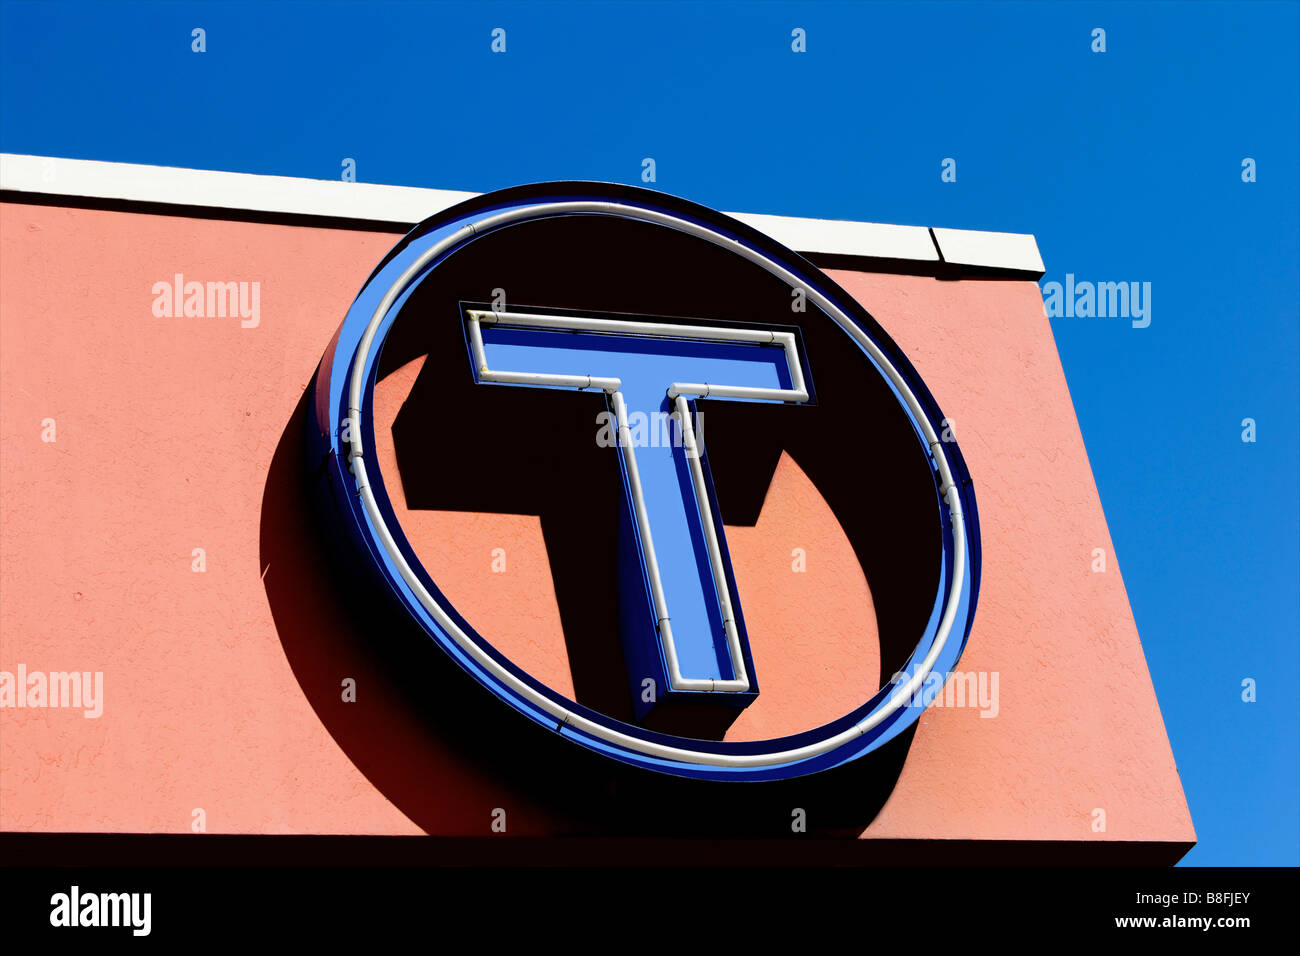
[931,226,1046,275]
[733,210,939,264]
[0,153,1045,276]
[0,152,478,225]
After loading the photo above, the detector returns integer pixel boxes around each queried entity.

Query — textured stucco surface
[826,269,1193,845]
[0,201,1193,848]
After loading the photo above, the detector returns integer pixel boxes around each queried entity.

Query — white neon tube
[345,202,966,768]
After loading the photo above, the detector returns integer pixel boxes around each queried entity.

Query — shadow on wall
[259,384,919,839]
[258,214,941,839]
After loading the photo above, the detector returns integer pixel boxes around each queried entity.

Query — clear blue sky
[2,0,1296,865]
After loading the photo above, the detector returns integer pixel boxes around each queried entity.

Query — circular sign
[309,182,980,781]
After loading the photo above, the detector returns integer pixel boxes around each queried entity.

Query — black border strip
[0,833,1193,867]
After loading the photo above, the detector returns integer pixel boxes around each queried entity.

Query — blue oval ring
[308,182,981,782]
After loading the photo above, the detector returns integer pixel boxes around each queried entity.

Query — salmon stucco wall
[0,201,1193,853]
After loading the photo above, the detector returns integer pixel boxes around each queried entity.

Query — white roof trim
[0,153,479,226]
[735,210,938,265]
[0,153,1044,276]
[930,226,1046,276]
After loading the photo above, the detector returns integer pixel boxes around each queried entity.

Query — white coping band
[344,200,968,769]
[0,153,1045,276]
[466,308,811,694]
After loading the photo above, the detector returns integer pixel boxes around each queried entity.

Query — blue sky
[2,0,1296,865]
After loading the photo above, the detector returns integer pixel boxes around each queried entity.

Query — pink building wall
[0,200,1194,858]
